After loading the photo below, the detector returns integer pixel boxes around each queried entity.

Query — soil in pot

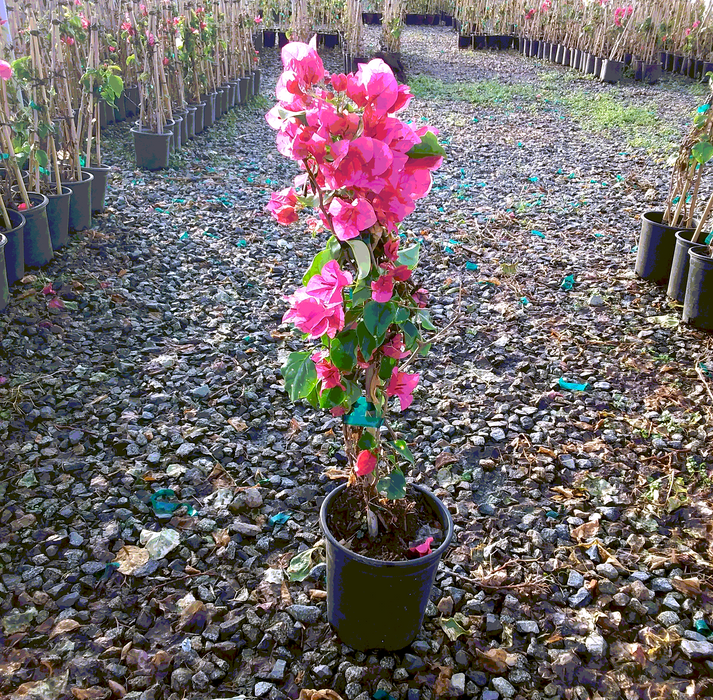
[682,245,713,330]
[15,193,53,269]
[83,164,111,214]
[3,209,25,286]
[46,186,72,251]
[325,483,445,561]
[0,233,8,311]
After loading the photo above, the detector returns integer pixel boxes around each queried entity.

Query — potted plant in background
[79,21,124,215]
[638,94,712,287]
[267,38,451,651]
[0,60,26,288]
[132,6,172,170]
[55,3,94,232]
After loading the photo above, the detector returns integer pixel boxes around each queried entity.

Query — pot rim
[83,163,112,172]
[688,244,713,261]
[4,209,26,230]
[60,170,94,185]
[47,186,73,199]
[14,191,49,210]
[319,482,454,568]
[130,127,173,137]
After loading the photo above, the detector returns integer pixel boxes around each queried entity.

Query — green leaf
[402,321,420,349]
[350,283,372,307]
[348,239,371,280]
[302,236,341,285]
[439,616,469,641]
[415,309,436,331]
[287,544,323,581]
[394,306,410,324]
[407,130,446,159]
[357,322,379,361]
[364,301,396,337]
[388,439,414,465]
[419,342,431,357]
[378,356,397,381]
[107,73,124,97]
[377,468,406,499]
[34,149,48,168]
[396,242,420,269]
[330,331,358,372]
[692,140,713,164]
[281,352,318,401]
[358,431,378,451]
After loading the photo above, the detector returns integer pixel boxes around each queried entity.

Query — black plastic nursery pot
[263,30,276,48]
[83,164,111,214]
[486,35,498,50]
[673,54,683,73]
[683,245,713,330]
[19,193,53,269]
[600,59,623,83]
[185,106,197,139]
[0,233,8,311]
[584,53,595,74]
[561,47,571,65]
[46,186,72,251]
[193,102,206,134]
[319,483,454,651]
[3,209,25,286]
[529,40,539,58]
[124,86,139,119]
[278,32,288,47]
[443,14,453,27]
[171,116,184,151]
[245,74,254,101]
[322,33,339,49]
[667,229,702,302]
[635,61,661,84]
[253,69,261,96]
[473,35,486,50]
[175,110,189,144]
[636,210,687,285]
[570,49,580,69]
[239,76,250,104]
[62,170,93,233]
[458,35,472,49]
[131,128,172,171]
[702,62,713,82]
[204,93,217,128]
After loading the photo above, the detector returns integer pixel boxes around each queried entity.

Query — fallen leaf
[280,580,292,606]
[114,545,150,575]
[227,417,248,433]
[299,691,345,700]
[49,619,80,640]
[439,616,469,641]
[671,577,703,597]
[309,589,327,600]
[571,520,599,542]
[435,452,460,469]
[474,647,510,674]
[434,666,452,698]
[212,529,230,547]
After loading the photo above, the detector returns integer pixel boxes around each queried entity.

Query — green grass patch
[409,73,679,153]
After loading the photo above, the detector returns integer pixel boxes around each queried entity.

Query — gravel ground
[1,26,713,700]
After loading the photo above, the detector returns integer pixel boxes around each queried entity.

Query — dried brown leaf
[114,545,150,575]
[212,529,230,547]
[299,691,344,700]
[72,688,109,700]
[49,619,80,640]
[474,647,511,674]
[107,680,126,698]
[571,520,599,542]
[227,417,248,433]
[435,452,460,469]
[434,666,452,698]
[671,577,703,597]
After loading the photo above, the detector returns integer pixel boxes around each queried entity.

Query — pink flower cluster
[282,260,352,339]
[613,5,633,26]
[265,37,443,239]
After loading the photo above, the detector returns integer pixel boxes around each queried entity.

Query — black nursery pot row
[659,52,713,82]
[130,69,262,171]
[636,211,713,331]
[458,34,515,51]
[513,37,661,84]
[403,12,453,26]
[263,29,340,49]
[0,171,96,312]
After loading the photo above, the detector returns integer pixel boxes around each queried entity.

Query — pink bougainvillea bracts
[273,38,444,514]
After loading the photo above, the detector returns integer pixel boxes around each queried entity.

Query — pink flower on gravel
[328,197,376,241]
[266,187,298,224]
[311,351,345,392]
[355,450,377,476]
[371,274,394,303]
[386,367,419,410]
[305,260,352,304]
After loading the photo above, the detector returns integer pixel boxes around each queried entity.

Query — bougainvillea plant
[267,38,444,541]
